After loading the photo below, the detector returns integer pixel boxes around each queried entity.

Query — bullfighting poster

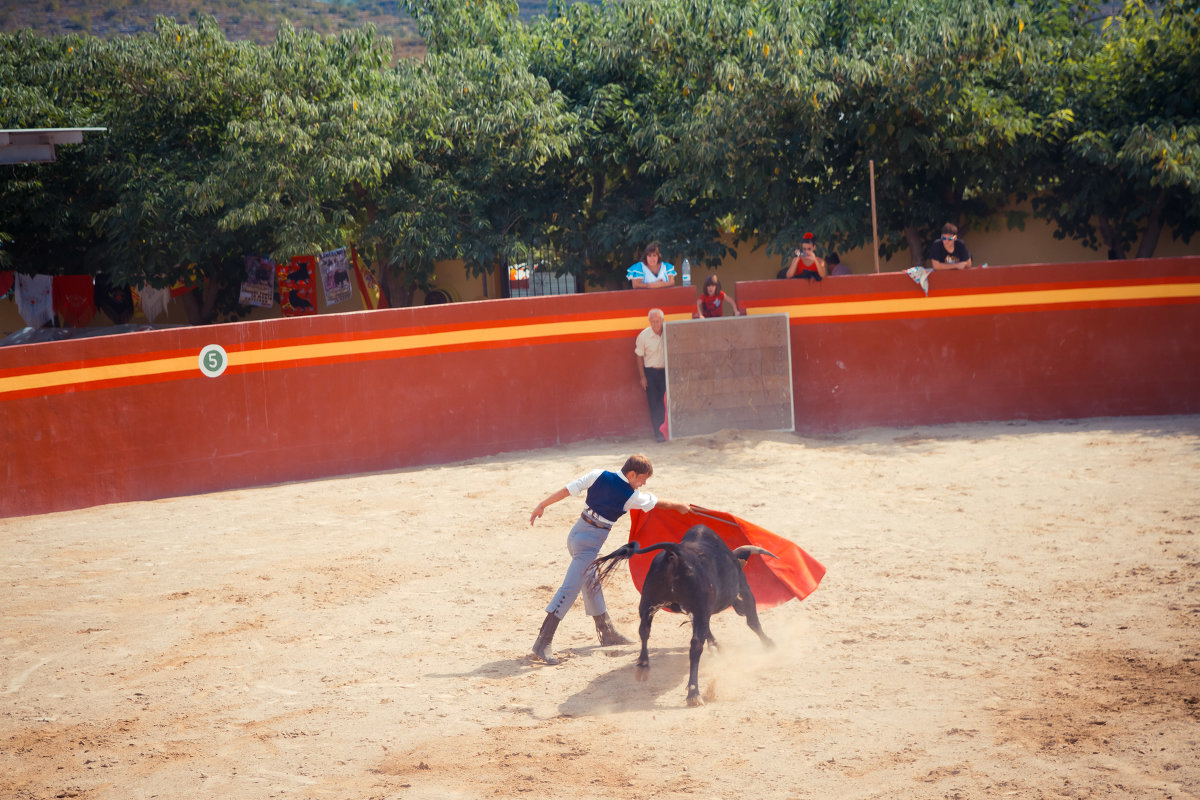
[626,506,825,609]
[318,247,353,306]
[277,256,318,317]
[239,255,276,308]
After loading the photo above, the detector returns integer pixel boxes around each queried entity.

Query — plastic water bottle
[681,258,692,286]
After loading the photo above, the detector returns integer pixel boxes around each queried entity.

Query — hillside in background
[0,1,588,56]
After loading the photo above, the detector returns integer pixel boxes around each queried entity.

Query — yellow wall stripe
[3,282,1193,398]
[746,282,1200,321]
[243,313,659,367]
[0,312,682,397]
[0,356,198,396]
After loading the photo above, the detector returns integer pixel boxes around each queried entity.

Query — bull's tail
[732,545,778,569]
[586,541,679,591]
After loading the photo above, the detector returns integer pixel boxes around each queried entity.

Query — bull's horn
[732,545,778,561]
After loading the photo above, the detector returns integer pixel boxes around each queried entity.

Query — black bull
[586,524,777,707]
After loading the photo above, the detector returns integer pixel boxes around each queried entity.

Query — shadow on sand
[556,646,695,716]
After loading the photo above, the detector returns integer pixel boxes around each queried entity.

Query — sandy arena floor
[2,416,1199,799]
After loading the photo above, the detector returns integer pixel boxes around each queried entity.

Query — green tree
[0,30,107,280]
[820,0,1068,264]
[90,17,269,323]
[1032,0,1200,258]
[380,0,579,300]
[4,0,1197,327]
[523,0,756,287]
[524,0,1059,277]
[191,22,401,258]
[1,20,269,324]
[644,0,1059,266]
[592,0,839,268]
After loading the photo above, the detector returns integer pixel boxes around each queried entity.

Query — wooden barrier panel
[664,315,794,438]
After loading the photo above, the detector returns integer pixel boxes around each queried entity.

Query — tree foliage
[1031,0,1200,258]
[386,0,580,299]
[1,0,1197,325]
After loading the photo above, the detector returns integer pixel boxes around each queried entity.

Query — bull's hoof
[634,664,650,682]
[686,687,704,707]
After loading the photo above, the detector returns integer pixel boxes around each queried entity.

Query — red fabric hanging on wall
[52,275,97,327]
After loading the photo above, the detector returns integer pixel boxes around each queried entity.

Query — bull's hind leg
[634,607,655,681]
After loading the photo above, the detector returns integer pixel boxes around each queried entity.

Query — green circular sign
[198,344,229,378]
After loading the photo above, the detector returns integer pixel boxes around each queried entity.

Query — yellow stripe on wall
[747,282,1200,321]
[4,281,1190,398]
[244,313,660,367]
[0,312,676,397]
[0,356,198,396]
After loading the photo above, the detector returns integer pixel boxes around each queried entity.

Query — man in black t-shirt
[928,223,973,270]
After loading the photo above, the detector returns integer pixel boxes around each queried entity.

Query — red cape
[626,506,826,609]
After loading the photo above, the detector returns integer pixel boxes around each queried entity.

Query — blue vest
[585,471,636,523]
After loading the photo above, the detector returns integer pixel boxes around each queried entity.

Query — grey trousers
[545,516,611,619]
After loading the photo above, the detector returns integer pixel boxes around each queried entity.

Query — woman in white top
[626,242,677,289]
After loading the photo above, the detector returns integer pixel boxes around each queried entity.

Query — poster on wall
[277,256,318,316]
[239,255,276,308]
[318,247,353,306]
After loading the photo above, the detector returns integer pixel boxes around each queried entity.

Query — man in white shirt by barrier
[635,308,668,442]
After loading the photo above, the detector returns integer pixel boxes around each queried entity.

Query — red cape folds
[626,506,826,609]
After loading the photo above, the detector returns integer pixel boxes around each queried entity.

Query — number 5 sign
[198,344,229,378]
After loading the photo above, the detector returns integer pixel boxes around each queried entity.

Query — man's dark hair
[622,454,653,477]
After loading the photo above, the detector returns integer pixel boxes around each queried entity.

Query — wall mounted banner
[239,255,276,309]
[278,256,318,317]
[319,248,353,306]
[350,245,387,310]
[52,275,97,327]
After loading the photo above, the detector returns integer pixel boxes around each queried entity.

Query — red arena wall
[735,257,1200,431]
[2,257,1198,518]
[0,290,696,518]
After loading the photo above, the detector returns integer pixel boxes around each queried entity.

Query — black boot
[593,612,633,646]
[531,612,561,664]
